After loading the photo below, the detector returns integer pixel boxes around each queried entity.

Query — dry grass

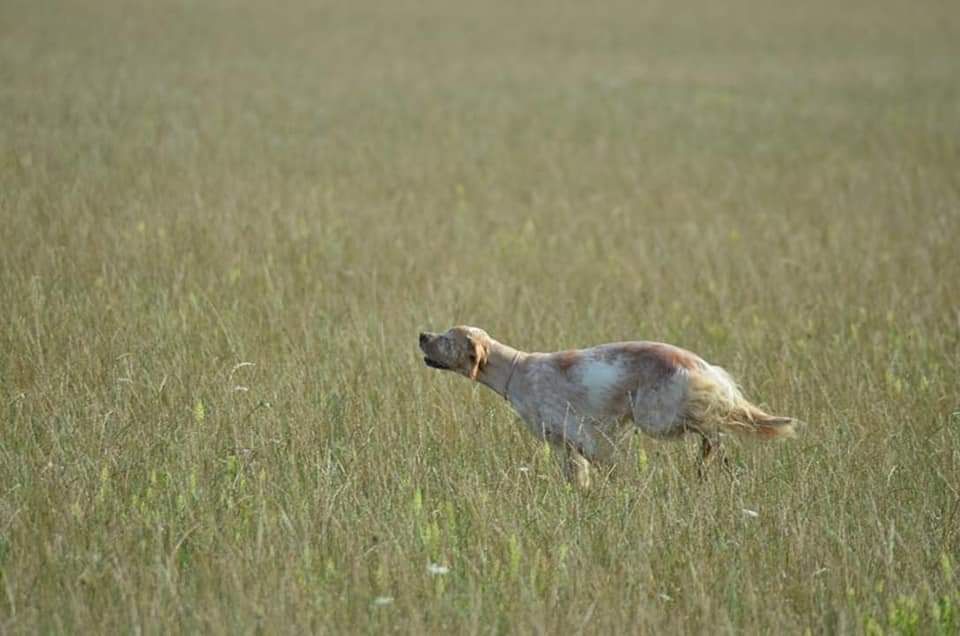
[2,0,959,633]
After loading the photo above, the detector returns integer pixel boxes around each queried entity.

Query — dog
[419,326,797,487]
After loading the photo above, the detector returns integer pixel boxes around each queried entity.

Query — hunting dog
[419,326,796,487]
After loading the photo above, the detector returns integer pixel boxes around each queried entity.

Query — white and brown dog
[419,326,796,487]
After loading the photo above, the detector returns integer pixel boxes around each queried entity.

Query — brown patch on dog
[605,341,702,385]
[556,350,581,373]
[645,343,700,371]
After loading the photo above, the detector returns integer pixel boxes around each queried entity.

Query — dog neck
[477,339,526,402]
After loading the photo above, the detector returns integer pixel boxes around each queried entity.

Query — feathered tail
[684,364,798,439]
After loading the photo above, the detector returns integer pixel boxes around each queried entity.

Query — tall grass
[1,0,959,632]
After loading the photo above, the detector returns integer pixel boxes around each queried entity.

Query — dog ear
[467,335,488,380]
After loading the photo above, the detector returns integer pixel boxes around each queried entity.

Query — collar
[502,351,521,402]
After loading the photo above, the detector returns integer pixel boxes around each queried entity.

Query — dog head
[419,326,489,380]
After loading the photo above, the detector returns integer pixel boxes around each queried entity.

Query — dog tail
[685,364,798,439]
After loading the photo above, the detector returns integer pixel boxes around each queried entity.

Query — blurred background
[1,0,958,632]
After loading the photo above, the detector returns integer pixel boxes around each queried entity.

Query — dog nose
[419,332,428,345]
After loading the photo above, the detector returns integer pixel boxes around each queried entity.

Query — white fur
[707,364,742,404]
[577,358,626,409]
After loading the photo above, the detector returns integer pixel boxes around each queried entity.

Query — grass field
[2,0,960,632]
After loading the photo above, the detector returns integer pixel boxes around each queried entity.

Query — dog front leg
[563,444,592,490]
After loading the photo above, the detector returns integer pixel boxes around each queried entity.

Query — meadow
[1,0,959,632]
